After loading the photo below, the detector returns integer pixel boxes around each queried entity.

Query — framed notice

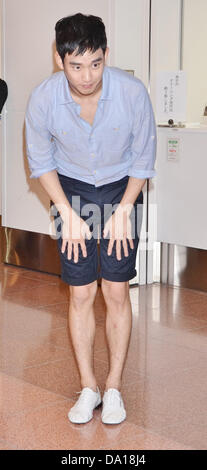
[156,71,187,123]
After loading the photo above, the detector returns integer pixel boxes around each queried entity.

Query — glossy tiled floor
[0,261,207,450]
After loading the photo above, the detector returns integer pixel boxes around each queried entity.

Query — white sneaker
[101,388,126,424]
[68,386,102,424]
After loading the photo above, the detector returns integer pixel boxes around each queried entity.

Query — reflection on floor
[0,262,207,450]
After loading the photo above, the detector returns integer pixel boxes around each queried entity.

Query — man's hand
[60,207,92,263]
[103,204,134,260]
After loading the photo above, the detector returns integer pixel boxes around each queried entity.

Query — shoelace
[104,389,122,406]
[75,389,97,406]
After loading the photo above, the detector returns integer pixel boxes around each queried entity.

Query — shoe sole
[101,411,126,425]
[101,416,126,424]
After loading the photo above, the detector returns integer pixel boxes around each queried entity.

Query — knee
[101,279,130,307]
[69,281,98,309]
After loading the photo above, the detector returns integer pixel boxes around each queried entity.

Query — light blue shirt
[25,66,156,187]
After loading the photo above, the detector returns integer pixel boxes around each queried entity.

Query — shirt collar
[58,65,112,105]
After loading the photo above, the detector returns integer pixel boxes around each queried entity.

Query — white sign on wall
[167,137,180,161]
[156,71,187,123]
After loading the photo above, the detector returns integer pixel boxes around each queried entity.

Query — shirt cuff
[29,166,57,178]
[128,169,156,179]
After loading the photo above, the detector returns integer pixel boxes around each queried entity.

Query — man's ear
[104,47,109,62]
[55,50,64,70]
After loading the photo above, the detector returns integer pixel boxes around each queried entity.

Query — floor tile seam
[44,343,73,353]
[0,266,59,279]
[20,356,76,370]
[18,273,60,283]
[0,369,71,400]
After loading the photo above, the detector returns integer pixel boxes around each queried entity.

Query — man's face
[56,47,109,97]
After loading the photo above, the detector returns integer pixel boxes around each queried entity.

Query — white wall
[182,0,207,122]
[114,0,149,85]
[150,0,181,114]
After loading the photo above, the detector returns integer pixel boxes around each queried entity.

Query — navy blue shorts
[52,173,143,286]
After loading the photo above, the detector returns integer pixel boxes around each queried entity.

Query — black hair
[0,79,8,113]
[55,12,107,63]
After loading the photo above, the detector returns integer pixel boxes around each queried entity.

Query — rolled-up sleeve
[128,85,157,179]
[25,91,57,178]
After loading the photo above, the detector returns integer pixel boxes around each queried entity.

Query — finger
[129,238,134,250]
[80,240,87,258]
[122,238,129,257]
[73,243,79,264]
[67,241,72,260]
[86,228,92,240]
[116,239,122,260]
[103,218,112,239]
[81,221,92,241]
[61,239,67,253]
[107,238,114,256]
[73,242,79,263]
[103,225,109,239]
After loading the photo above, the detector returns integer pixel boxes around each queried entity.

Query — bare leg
[68,280,98,392]
[101,279,132,391]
